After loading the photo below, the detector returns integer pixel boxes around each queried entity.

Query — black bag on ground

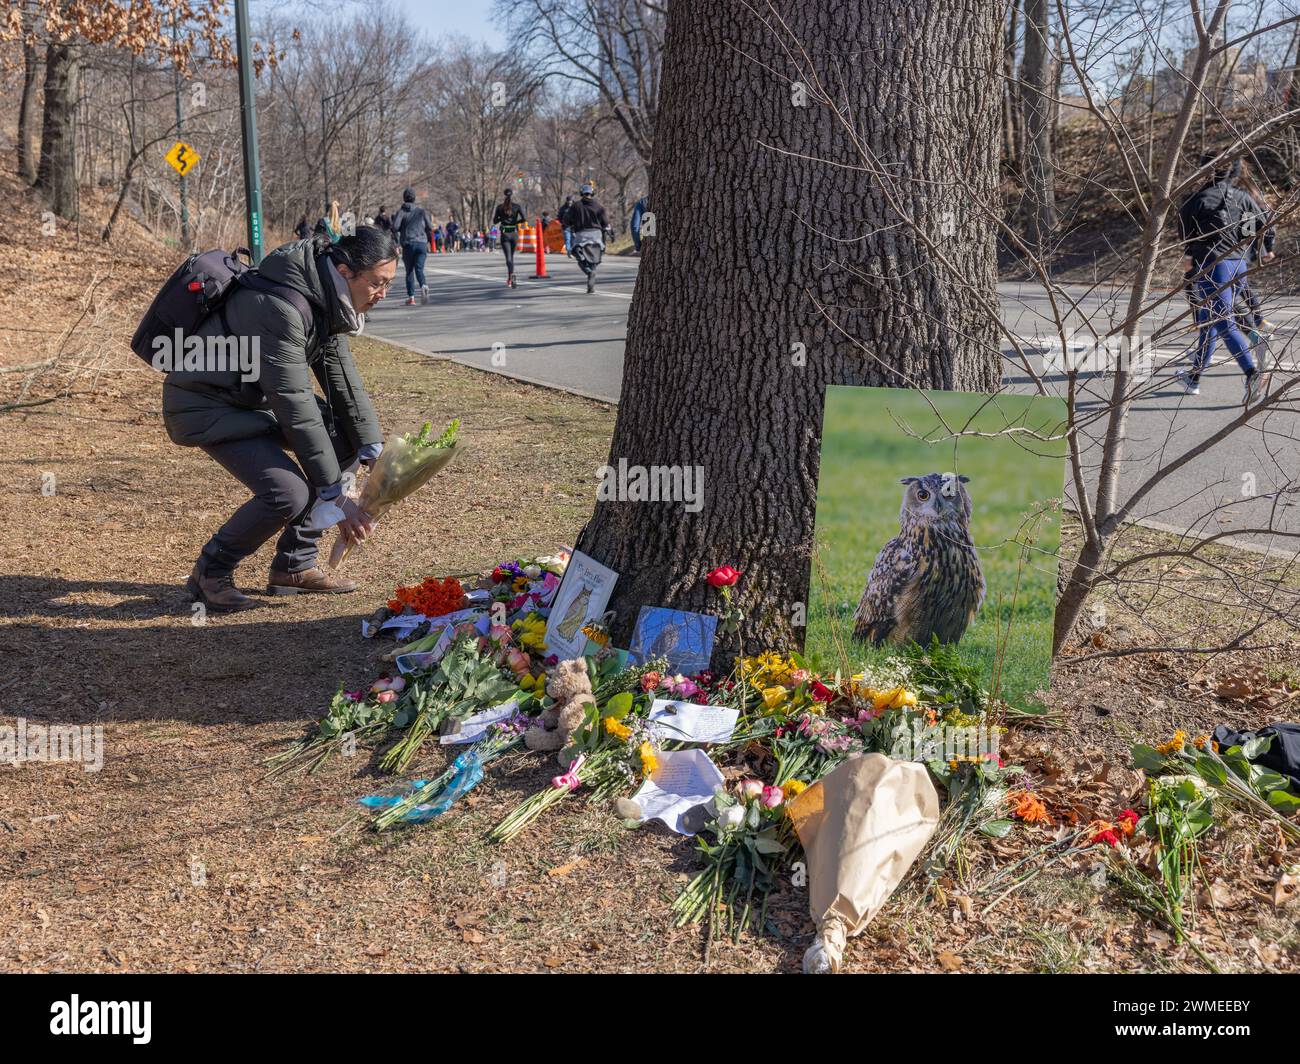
[130,248,313,369]
[1211,722,1300,787]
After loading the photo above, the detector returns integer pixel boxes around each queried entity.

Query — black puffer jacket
[161,240,382,489]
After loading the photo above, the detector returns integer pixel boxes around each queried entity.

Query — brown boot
[266,566,357,595]
[186,564,258,613]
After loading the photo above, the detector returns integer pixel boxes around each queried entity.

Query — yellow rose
[762,685,789,711]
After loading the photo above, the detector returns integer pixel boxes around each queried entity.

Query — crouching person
[161,227,398,612]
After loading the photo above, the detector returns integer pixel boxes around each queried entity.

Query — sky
[393,0,504,48]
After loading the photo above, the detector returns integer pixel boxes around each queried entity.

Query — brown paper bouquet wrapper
[788,753,939,973]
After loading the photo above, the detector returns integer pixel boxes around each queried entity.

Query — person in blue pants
[1177,157,1267,403]
[1184,258,1256,398]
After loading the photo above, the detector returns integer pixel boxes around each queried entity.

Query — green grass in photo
[806,387,1067,710]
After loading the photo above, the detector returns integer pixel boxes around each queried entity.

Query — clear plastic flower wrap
[328,418,461,569]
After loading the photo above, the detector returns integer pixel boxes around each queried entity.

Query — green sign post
[234,0,264,263]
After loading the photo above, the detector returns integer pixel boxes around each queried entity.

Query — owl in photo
[852,472,985,647]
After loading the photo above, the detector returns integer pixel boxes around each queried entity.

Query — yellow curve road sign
[166,141,200,177]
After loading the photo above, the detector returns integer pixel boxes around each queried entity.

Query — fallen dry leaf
[937,951,963,971]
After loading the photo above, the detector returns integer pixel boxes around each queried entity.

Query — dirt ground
[1,330,1297,974]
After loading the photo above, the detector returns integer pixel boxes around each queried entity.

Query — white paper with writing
[629,748,724,835]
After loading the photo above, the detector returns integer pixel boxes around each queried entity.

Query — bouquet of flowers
[367,714,531,831]
[672,779,801,941]
[488,680,664,843]
[380,629,520,774]
[329,418,461,569]
[263,677,405,777]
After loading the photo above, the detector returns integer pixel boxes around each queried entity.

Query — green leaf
[1242,735,1274,761]
[1254,769,1290,794]
[604,691,634,719]
[1195,753,1227,787]
[752,836,786,855]
[1267,789,1300,813]
[979,818,1015,838]
[1130,744,1166,773]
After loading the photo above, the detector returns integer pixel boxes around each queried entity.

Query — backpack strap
[235,272,315,335]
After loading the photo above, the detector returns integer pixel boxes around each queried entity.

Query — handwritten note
[647,700,739,744]
[630,749,724,835]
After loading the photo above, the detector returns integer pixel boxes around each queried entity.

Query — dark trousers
[402,243,428,297]
[501,235,517,276]
[198,432,357,577]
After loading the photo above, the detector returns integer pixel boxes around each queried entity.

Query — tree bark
[1020,0,1055,252]
[36,42,80,220]
[17,6,40,185]
[576,0,1003,665]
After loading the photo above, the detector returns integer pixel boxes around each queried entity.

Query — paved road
[366,253,1299,552]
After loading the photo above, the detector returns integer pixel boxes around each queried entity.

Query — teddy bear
[524,658,596,764]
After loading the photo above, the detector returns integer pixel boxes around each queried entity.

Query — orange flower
[1008,789,1051,825]
[1192,734,1210,750]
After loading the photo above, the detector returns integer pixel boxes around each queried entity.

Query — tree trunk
[17,8,40,185]
[36,42,79,220]
[1003,0,1023,174]
[576,0,1003,664]
[1020,0,1055,252]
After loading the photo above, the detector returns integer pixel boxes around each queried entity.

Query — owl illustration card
[544,550,618,661]
[629,607,717,676]
[806,386,1067,711]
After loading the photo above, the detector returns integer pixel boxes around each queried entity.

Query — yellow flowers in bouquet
[329,419,461,569]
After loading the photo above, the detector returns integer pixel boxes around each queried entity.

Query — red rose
[1092,828,1120,847]
[810,680,834,703]
[706,565,742,588]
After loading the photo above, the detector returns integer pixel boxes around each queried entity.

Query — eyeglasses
[359,273,393,293]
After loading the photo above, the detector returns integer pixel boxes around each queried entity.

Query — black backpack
[130,248,314,370]
[1184,182,1246,249]
[1212,722,1300,788]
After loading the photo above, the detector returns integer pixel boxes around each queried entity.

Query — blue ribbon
[357,751,484,823]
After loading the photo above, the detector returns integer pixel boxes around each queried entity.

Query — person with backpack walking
[390,187,434,305]
[1233,164,1277,340]
[492,189,527,287]
[567,183,612,294]
[1177,156,1268,403]
[153,227,398,611]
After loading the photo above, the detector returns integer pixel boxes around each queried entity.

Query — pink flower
[376,690,397,704]
[344,690,363,702]
[760,785,784,809]
[388,675,406,693]
[790,668,810,686]
[489,623,513,643]
[506,649,531,674]
[640,671,663,693]
[371,678,392,693]
[739,779,764,800]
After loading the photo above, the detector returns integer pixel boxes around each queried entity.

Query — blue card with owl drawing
[629,607,717,676]
[807,386,1067,711]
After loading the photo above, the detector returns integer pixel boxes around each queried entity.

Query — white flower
[524,564,541,580]
[717,805,745,831]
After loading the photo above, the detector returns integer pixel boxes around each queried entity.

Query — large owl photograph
[807,387,1067,709]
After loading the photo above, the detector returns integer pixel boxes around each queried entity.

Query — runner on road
[567,183,612,294]
[390,187,434,305]
[1176,156,1268,404]
[493,189,527,288]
